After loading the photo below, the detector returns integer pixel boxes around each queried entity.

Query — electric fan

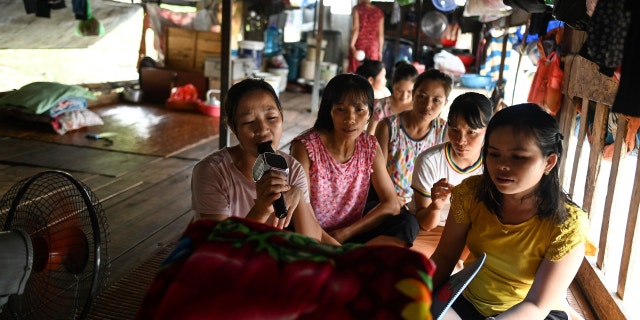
[0,171,109,319]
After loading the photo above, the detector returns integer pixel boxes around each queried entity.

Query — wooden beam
[617,152,640,299]
[558,96,577,189]
[219,0,232,149]
[576,259,628,319]
[566,55,618,106]
[569,98,589,198]
[598,116,628,269]
[311,0,325,114]
[582,102,608,215]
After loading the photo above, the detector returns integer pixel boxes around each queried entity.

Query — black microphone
[253,141,289,219]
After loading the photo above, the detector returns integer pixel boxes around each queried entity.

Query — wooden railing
[556,53,638,319]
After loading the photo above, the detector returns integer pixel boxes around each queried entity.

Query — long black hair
[413,68,453,97]
[223,78,282,133]
[479,103,569,222]
[447,92,493,130]
[392,61,418,85]
[355,59,385,81]
[312,73,374,132]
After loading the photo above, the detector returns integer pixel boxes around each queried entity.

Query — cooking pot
[420,11,448,39]
[123,86,143,103]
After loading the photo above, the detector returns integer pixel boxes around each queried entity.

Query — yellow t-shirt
[450,176,589,316]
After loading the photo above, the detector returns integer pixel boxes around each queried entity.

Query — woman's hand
[430,178,454,210]
[329,226,351,244]
[251,171,296,229]
[266,184,305,229]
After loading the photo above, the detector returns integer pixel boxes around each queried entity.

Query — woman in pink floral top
[291,74,418,247]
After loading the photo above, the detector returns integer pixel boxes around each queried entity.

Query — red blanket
[136,218,435,319]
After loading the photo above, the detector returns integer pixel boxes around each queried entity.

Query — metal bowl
[420,11,448,39]
[122,87,143,103]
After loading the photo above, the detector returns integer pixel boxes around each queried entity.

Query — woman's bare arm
[330,142,400,243]
[374,118,390,163]
[430,212,470,288]
[496,243,586,319]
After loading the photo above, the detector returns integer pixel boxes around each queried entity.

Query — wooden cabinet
[164,27,222,72]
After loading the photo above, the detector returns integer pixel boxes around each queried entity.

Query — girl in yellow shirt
[431,103,589,320]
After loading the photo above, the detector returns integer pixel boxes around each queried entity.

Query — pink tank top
[292,130,377,231]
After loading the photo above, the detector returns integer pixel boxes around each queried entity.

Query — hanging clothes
[579,0,631,76]
[23,0,65,18]
[73,0,89,20]
[611,1,639,117]
[478,31,516,90]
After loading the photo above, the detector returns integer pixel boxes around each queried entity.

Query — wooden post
[617,154,640,299]
[219,0,232,149]
[598,116,628,270]
[582,102,608,216]
[311,0,325,114]
[569,98,589,198]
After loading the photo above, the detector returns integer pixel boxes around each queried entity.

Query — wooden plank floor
[0,91,597,319]
[0,91,316,292]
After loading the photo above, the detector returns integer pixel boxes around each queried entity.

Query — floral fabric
[136,218,436,319]
[292,130,377,231]
[386,113,447,205]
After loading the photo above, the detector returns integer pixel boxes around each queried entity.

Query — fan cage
[0,171,110,320]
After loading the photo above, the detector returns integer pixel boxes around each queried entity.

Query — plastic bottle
[264,23,283,56]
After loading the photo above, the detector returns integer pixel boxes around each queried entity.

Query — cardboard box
[204,57,254,79]
[165,27,222,72]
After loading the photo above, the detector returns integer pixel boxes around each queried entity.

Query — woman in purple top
[291,74,418,247]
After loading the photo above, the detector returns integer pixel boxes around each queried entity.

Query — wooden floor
[0,91,597,319]
[0,91,316,314]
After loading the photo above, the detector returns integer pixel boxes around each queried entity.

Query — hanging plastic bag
[463,0,512,21]
[527,50,564,115]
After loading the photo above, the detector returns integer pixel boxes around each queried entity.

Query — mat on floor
[0,104,220,158]
[87,243,175,320]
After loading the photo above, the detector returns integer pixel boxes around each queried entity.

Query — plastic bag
[166,84,201,112]
[527,51,563,115]
[434,50,466,76]
[463,0,512,21]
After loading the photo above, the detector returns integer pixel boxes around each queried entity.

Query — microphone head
[257,141,275,154]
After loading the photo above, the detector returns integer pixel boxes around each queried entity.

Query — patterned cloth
[385,113,447,206]
[582,0,631,74]
[373,87,393,121]
[348,4,384,72]
[611,1,640,117]
[136,218,436,320]
[291,130,377,231]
